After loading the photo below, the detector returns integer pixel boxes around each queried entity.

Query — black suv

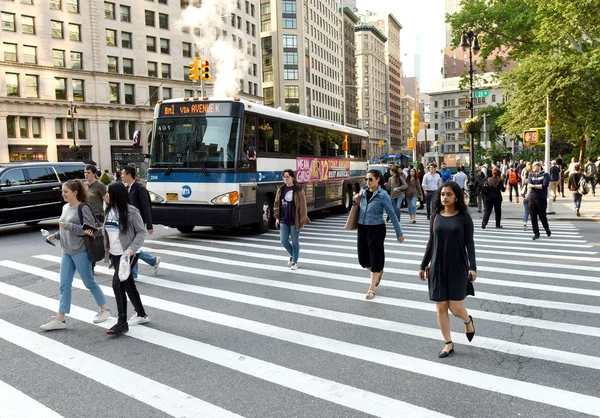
[0,162,86,227]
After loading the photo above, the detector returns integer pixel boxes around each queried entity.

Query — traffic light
[407,138,415,150]
[188,57,199,81]
[200,60,212,81]
[378,140,385,147]
[411,110,420,137]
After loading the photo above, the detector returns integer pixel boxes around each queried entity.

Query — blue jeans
[59,250,107,314]
[585,176,595,195]
[280,223,300,262]
[132,250,157,278]
[523,199,530,223]
[425,190,437,217]
[407,197,417,216]
[572,192,582,209]
[391,197,403,222]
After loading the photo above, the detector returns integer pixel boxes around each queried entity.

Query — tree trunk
[579,132,589,164]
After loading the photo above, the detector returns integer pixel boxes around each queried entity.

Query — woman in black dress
[419,181,477,358]
[481,168,506,229]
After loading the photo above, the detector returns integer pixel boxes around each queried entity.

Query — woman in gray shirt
[41,180,110,331]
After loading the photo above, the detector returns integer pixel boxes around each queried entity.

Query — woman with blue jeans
[404,167,423,224]
[387,167,407,222]
[274,169,310,270]
[42,180,110,331]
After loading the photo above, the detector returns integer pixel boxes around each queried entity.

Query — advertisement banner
[296,157,350,183]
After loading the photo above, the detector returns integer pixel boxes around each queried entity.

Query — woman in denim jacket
[353,169,405,299]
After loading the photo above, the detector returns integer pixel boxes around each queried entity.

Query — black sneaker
[546,229,551,237]
[532,234,541,240]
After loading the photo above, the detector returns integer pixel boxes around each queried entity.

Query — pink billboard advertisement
[296,157,351,183]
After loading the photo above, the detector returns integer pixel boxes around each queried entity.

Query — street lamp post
[67,102,78,150]
[461,30,480,206]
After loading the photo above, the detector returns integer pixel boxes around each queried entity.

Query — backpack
[77,203,106,262]
[508,170,518,185]
[578,176,590,195]
[585,163,597,177]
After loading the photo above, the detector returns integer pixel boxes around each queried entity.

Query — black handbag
[78,204,106,262]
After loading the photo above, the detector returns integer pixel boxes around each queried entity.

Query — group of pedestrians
[41,165,155,336]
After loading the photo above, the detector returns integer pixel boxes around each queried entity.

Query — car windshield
[150,116,241,169]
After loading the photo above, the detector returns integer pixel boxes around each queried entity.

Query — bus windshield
[150,116,240,169]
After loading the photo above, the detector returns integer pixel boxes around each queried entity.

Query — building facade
[260,0,344,124]
[355,23,387,157]
[342,7,359,128]
[400,76,419,146]
[0,0,261,169]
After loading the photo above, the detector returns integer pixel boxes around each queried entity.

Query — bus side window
[280,122,298,154]
[298,126,313,157]
[258,118,278,154]
[327,131,343,157]
[241,115,257,170]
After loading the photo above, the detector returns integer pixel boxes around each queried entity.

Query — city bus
[146,97,369,233]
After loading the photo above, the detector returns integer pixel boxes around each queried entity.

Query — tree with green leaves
[447,0,600,163]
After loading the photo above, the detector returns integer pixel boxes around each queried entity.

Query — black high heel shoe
[465,315,475,342]
[438,341,454,358]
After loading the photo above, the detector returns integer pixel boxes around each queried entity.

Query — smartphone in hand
[82,223,98,233]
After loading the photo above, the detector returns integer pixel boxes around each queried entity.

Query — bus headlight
[148,191,164,203]
[211,191,239,205]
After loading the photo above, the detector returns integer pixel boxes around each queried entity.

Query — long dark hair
[105,182,130,232]
[433,181,467,214]
[406,167,417,183]
[282,169,301,191]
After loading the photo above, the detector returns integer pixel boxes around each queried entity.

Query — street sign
[474,90,489,98]
[523,130,538,144]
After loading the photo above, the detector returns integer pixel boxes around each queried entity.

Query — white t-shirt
[104,209,124,256]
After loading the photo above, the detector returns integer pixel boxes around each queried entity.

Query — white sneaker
[40,319,66,331]
[286,257,293,267]
[290,262,298,270]
[128,314,150,325]
[93,309,111,324]
[153,257,161,275]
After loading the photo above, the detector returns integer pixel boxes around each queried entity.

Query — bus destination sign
[160,102,233,117]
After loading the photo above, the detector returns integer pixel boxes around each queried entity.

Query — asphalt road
[1,211,600,418]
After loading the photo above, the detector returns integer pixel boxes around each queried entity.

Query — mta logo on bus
[181,185,192,198]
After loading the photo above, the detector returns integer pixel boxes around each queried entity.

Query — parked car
[0,162,86,227]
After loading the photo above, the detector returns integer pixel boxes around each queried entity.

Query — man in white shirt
[453,166,468,193]
[422,164,442,220]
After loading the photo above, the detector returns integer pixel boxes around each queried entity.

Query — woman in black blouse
[419,181,477,358]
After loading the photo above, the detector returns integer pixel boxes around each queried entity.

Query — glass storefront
[9,146,47,161]
[57,145,92,163]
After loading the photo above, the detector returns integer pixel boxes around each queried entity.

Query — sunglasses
[365,177,375,182]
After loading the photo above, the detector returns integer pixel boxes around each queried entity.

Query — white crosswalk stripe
[0,214,599,417]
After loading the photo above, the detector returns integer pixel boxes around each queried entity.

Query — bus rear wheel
[176,225,195,233]
[343,186,353,212]
[254,196,273,233]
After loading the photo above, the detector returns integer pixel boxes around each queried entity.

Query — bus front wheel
[343,186,353,212]
[176,225,195,233]
[254,196,273,233]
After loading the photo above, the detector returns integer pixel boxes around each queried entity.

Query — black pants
[425,190,437,217]
[357,224,386,273]
[110,254,146,323]
[508,183,519,201]
[483,198,502,227]
[529,198,550,236]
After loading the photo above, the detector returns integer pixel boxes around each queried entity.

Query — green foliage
[515,146,545,163]
[99,172,111,186]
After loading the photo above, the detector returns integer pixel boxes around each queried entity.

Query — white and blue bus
[147,97,369,233]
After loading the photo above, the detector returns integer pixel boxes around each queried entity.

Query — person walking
[481,168,506,229]
[387,167,408,223]
[584,157,597,197]
[274,169,310,270]
[121,166,160,277]
[439,162,451,183]
[473,170,487,213]
[416,165,425,209]
[452,166,468,194]
[568,163,583,217]
[84,164,107,274]
[41,180,110,331]
[528,162,552,240]
[354,169,404,299]
[419,181,477,358]
[522,182,531,231]
[422,165,442,220]
[103,182,150,335]
[405,167,423,224]
[549,160,561,202]
[506,164,521,203]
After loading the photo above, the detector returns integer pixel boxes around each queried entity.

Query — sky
[355,0,446,92]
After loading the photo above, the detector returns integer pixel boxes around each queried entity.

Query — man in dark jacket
[122,166,160,278]
[527,162,552,240]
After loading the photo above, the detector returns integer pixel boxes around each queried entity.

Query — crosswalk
[1,214,599,417]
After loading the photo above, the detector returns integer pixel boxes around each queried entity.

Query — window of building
[3,43,17,62]
[50,20,63,38]
[124,84,134,104]
[23,45,36,64]
[108,120,116,139]
[6,116,16,138]
[55,119,63,139]
[55,77,67,100]
[282,34,297,48]
[121,31,132,48]
[284,85,299,99]
[158,0,167,4]
[109,82,120,103]
[120,5,131,22]
[282,18,296,28]
[72,79,84,101]
[1,12,15,31]
[67,0,79,13]
[106,29,116,46]
[149,86,159,105]
[77,119,86,139]
[146,36,156,52]
[21,15,35,34]
[52,49,65,67]
[283,52,298,65]
[434,100,438,108]
[162,87,172,100]
[107,56,118,72]
[71,51,82,69]
[492,94,496,103]
[118,121,126,140]
[25,75,38,98]
[184,89,193,97]
[261,20,271,32]
[252,63,257,76]
[104,2,115,18]
[148,61,157,77]
[49,0,61,9]
[158,13,168,29]
[145,10,155,26]
[123,58,133,74]
[283,69,298,80]
[263,70,273,82]
[161,63,171,78]
[69,23,81,41]
[182,42,191,57]
[6,73,19,97]
[282,0,296,13]
[160,38,169,54]
[260,2,270,14]
[20,118,29,137]
[250,3,255,16]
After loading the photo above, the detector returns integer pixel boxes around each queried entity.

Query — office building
[342,7,359,128]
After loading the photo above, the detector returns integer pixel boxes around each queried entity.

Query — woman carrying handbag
[418,181,477,358]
